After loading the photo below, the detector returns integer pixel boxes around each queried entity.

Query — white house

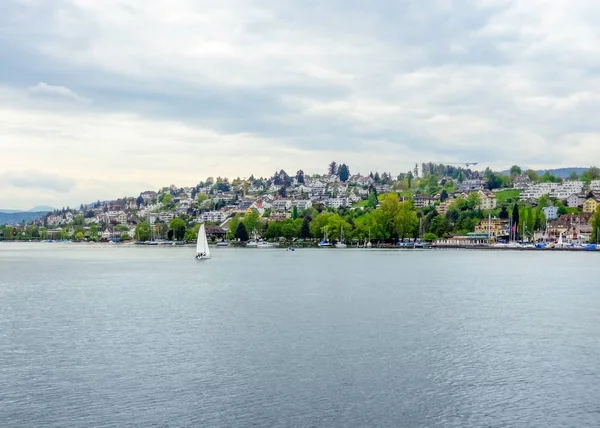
[200,211,226,223]
[567,193,586,208]
[326,198,349,209]
[542,206,559,220]
[271,199,292,211]
[477,190,497,211]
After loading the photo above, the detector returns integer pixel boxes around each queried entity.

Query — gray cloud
[2,172,76,192]
[1,0,600,208]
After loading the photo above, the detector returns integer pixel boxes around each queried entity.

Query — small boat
[335,226,347,248]
[195,224,211,260]
[216,241,229,247]
[286,247,295,252]
[318,226,333,247]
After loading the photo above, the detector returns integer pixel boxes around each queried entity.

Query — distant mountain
[0,209,22,213]
[28,206,54,212]
[500,167,588,179]
[0,211,48,225]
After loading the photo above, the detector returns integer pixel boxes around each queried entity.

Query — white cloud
[2,0,600,208]
[28,82,90,103]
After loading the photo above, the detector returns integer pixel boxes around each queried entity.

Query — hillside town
[3,163,600,248]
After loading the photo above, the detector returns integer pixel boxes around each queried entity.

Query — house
[542,206,559,221]
[457,179,483,194]
[583,197,599,213]
[326,198,349,209]
[205,226,227,240]
[158,213,174,223]
[590,180,600,192]
[436,233,491,247]
[375,184,391,194]
[200,211,227,223]
[477,190,497,211]
[269,212,291,221]
[474,218,508,238]
[567,193,586,208]
[271,199,292,211]
[291,200,312,211]
[513,174,532,190]
[140,191,158,202]
[413,195,436,208]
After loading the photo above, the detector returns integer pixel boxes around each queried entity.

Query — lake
[1,243,600,427]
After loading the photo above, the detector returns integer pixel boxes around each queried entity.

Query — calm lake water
[1,243,600,427]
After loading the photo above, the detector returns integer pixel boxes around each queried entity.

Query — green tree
[328,161,338,175]
[510,165,522,175]
[525,169,539,183]
[265,221,282,239]
[161,194,174,209]
[423,232,437,242]
[568,171,579,181]
[235,222,249,241]
[243,210,261,234]
[197,194,209,204]
[591,206,600,244]
[281,220,298,240]
[512,204,520,241]
[396,200,419,241]
[229,215,240,238]
[278,186,287,197]
[169,218,187,241]
[367,189,378,208]
[300,216,311,239]
[291,205,299,220]
[440,189,449,202]
[74,231,84,241]
[337,163,350,182]
[120,233,129,242]
[581,166,600,183]
[3,226,15,241]
[310,212,331,239]
[88,225,99,241]
[135,221,152,242]
[407,171,414,189]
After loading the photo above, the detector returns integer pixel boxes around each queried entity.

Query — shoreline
[1,241,598,252]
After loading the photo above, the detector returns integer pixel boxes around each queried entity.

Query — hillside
[0,211,50,225]
[500,167,587,178]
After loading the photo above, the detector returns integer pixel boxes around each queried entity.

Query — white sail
[196,224,211,258]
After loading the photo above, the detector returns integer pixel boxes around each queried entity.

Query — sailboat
[335,225,347,248]
[195,224,211,260]
[318,226,332,247]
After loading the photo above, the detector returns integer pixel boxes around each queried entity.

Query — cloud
[28,82,90,103]
[1,0,600,208]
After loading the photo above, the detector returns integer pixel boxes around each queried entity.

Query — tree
[281,221,298,240]
[120,233,130,242]
[162,194,174,209]
[510,165,522,176]
[525,169,539,183]
[591,206,600,244]
[235,222,249,241]
[512,204,520,241]
[581,166,600,183]
[278,186,287,197]
[396,200,419,241]
[243,210,261,234]
[407,171,414,189]
[292,205,299,220]
[74,231,84,241]
[88,225,99,241]
[169,218,187,241]
[423,232,437,242]
[136,195,144,207]
[300,216,311,239]
[338,164,350,182]
[296,170,305,184]
[414,163,419,178]
[135,221,152,242]
[440,189,449,202]
[568,171,579,181]
[328,161,338,175]
[367,188,378,208]
[197,194,209,204]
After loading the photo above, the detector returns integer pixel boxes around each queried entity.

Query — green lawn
[495,189,522,204]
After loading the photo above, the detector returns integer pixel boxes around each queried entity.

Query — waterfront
[2,244,600,427]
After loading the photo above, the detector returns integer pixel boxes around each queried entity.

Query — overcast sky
[2,0,600,209]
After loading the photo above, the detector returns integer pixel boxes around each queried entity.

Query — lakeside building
[474,218,508,238]
[435,233,491,247]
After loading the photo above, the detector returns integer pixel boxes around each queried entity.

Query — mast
[487,212,491,245]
